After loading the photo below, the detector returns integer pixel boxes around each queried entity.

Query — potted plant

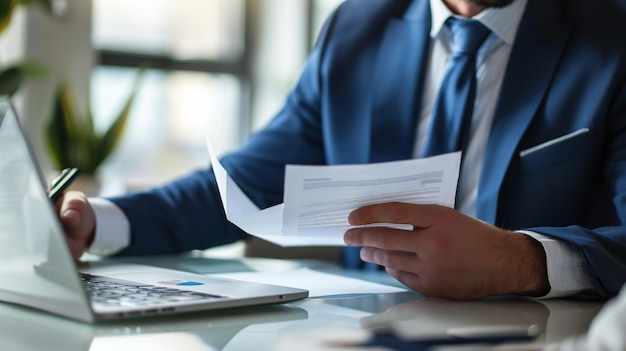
[44,69,144,194]
[0,0,54,95]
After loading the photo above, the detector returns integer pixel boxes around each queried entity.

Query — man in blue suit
[58,0,626,300]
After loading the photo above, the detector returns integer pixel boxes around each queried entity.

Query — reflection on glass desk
[0,255,605,351]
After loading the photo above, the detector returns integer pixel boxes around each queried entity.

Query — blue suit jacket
[110,0,626,297]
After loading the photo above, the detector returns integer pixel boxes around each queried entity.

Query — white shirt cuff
[87,198,130,256]
[517,231,594,298]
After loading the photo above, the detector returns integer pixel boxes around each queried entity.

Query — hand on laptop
[343,202,550,300]
[54,191,96,259]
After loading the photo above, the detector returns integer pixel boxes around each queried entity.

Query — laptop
[0,97,308,323]
[0,293,308,350]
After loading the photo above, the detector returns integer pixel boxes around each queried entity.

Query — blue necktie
[422,18,490,157]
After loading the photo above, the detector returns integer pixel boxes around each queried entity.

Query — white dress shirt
[88,197,129,256]
[89,0,593,298]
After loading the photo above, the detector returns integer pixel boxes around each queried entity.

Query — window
[91,0,248,191]
[91,66,241,191]
[310,0,344,44]
[93,0,244,61]
[91,0,344,193]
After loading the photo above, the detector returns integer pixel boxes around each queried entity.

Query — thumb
[60,207,82,229]
[58,191,89,230]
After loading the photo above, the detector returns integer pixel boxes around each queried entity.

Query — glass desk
[0,254,605,351]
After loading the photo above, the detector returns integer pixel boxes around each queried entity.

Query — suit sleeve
[529,81,626,298]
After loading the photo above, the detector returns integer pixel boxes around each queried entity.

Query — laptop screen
[0,98,94,321]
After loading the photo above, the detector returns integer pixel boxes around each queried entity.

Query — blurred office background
[0,0,342,194]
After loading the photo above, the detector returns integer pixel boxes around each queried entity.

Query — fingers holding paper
[343,202,549,300]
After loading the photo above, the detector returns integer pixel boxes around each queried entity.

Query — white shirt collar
[429,0,528,45]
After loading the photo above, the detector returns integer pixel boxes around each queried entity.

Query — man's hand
[53,191,96,260]
[343,202,549,299]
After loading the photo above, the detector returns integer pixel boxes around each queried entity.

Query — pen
[48,168,80,201]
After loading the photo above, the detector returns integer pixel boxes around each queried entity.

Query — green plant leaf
[0,61,49,96]
[45,83,80,170]
[45,89,67,170]
[81,91,97,172]
[94,68,145,170]
[1,0,59,36]
[0,0,18,36]
[0,67,22,96]
[12,60,48,76]
[18,0,53,15]
[45,68,145,174]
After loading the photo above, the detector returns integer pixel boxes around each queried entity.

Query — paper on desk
[208,138,461,247]
[213,267,406,297]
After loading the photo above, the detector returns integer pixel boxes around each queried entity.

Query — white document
[213,267,407,297]
[208,138,461,247]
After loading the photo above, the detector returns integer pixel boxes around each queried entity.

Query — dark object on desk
[365,324,539,351]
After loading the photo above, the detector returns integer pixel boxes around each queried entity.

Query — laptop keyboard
[80,273,225,309]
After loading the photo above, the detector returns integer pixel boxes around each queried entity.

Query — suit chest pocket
[518,128,592,171]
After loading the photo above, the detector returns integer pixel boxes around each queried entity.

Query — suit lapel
[476,0,572,223]
[369,0,431,162]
